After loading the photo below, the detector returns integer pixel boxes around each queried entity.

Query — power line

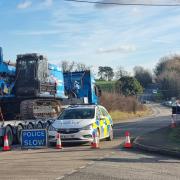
[64,0,180,6]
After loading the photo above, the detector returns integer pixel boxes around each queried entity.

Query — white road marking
[55,176,64,180]
[55,160,97,180]
[98,157,104,160]
[87,161,94,165]
[79,166,86,169]
[67,169,78,175]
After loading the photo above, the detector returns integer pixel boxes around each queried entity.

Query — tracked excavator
[1,53,65,120]
[0,50,65,145]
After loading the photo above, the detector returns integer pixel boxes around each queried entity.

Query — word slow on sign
[21,129,47,148]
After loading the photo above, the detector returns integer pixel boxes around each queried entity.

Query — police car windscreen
[58,108,95,119]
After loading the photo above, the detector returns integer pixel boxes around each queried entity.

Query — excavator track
[20,99,62,119]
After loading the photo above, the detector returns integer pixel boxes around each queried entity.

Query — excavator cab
[15,53,55,97]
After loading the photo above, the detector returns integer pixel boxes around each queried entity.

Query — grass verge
[110,107,152,122]
[168,127,180,144]
[167,127,180,151]
[139,126,180,152]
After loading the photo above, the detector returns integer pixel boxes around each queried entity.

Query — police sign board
[21,129,47,149]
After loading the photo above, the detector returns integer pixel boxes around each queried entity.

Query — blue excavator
[0,48,66,120]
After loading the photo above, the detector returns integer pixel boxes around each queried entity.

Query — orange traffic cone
[124,131,132,148]
[171,115,176,128]
[91,131,99,149]
[56,133,62,149]
[3,134,10,151]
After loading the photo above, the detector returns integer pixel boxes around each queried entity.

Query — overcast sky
[1,0,180,73]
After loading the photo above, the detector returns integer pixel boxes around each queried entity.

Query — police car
[48,105,113,143]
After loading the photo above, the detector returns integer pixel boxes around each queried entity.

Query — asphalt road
[1,103,180,180]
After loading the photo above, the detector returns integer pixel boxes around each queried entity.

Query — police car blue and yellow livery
[48,105,113,143]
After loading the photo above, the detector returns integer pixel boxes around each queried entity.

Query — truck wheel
[5,126,13,146]
[45,121,51,129]
[17,124,23,144]
[27,123,34,129]
[37,122,43,129]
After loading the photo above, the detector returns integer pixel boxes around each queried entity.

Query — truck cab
[63,71,101,104]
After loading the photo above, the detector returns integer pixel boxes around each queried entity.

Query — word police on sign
[21,129,47,149]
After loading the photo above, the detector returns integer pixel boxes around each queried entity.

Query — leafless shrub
[59,60,91,72]
[100,92,144,113]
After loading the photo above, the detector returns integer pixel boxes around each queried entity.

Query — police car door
[95,107,103,139]
[100,107,111,138]
[96,107,106,139]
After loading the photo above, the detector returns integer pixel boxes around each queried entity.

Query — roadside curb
[133,136,180,158]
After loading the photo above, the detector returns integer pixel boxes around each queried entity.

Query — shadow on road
[113,115,172,139]
[85,152,179,164]
[113,115,171,128]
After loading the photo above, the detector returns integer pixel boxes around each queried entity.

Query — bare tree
[75,62,91,72]
[60,60,75,72]
[155,55,180,99]
[115,66,128,80]
[60,60,91,72]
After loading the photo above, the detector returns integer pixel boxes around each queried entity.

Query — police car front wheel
[106,126,113,141]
